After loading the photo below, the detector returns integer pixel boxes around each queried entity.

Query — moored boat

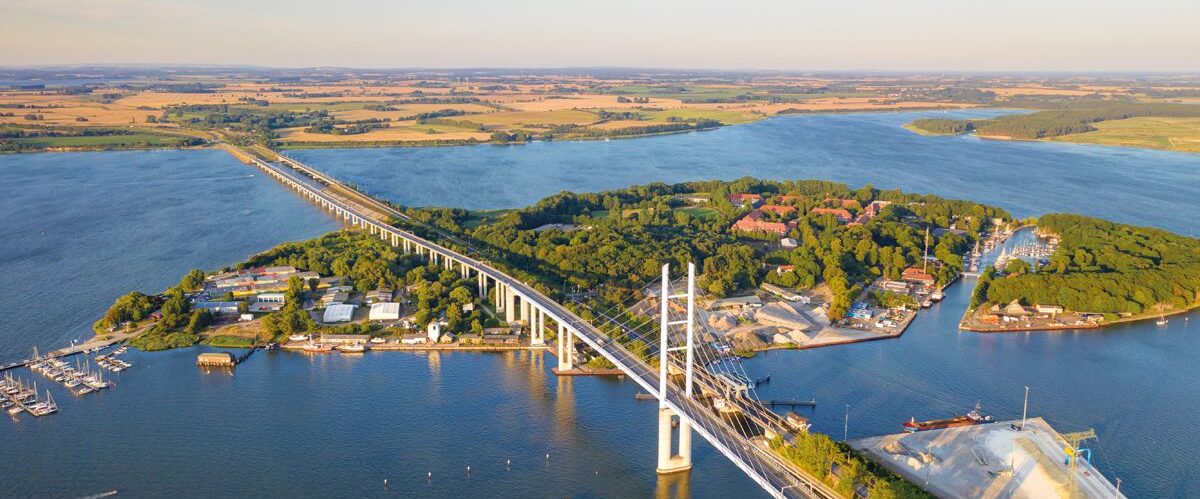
[337,343,366,353]
[903,403,992,433]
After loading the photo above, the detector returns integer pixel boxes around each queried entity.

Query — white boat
[337,343,366,353]
[1156,316,1168,326]
[289,334,311,342]
[369,337,386,344]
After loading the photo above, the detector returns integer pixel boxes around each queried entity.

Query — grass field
[675,205,721,220]
[1049,117,1200,153]
[7,133,192,149]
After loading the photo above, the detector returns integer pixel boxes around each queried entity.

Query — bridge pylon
[656,262,696,474]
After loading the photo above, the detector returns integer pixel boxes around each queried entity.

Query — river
[1,110,1198,497]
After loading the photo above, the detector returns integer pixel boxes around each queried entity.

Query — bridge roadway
[246,150,839,499]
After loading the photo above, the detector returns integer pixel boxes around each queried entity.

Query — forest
[407,178,1007,322]
[907,102,1200,139]
[982,214,1200,317]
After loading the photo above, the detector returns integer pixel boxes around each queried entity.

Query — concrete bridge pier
[556,324,575,371]
[530,307,545,346]
[657,407,693,474]
[505,286,516,324]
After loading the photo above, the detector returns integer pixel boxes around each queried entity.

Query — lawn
[675,205,721,220]
[9,133,191,148]
[1050,117,1200,153]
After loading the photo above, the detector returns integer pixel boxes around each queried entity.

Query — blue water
[0,149,337,360]
[1,113,1198,498]
[292,110,1199,236]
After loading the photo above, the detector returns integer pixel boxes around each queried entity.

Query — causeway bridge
[246,149,840,499]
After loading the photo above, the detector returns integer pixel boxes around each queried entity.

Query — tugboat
[903,403,993,433]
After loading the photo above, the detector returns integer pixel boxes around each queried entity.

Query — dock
[851,417,1123,498]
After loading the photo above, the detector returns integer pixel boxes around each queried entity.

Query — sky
[2,0,1198,71]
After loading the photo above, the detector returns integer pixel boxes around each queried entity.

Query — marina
[1,374,58,418]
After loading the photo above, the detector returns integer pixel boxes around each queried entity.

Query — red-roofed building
[823,198,859,209]
[775,265,795,274]
[865,200,891,217]
[810,207,853,223]
[728,193,763,208]
[759,204,797,217]
[902,267,936,286]
[733,218,789,235]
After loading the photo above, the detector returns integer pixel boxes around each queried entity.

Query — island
[961,214,1200,332]
[906,100,1200,153]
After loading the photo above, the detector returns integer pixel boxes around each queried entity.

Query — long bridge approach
[243,148,841,499]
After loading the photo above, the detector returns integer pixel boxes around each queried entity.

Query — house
[779,237,799,248]
[775,265,794,274]
[822,198,859,209]
[1035,304,1065,315]
[365,289,393,304]
[728,193,763,208]
[369,302,401,321]
[901,267,936,286]
[810,208,853,223]
[427,321,443,342]
[759,204,797,217]
[322,303,356,323]
[400,333,427,345]
[481,334,521,345]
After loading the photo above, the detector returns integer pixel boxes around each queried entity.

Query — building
[878,280,912,294]
[759,204,797,217]
[847,303,873,320]
[775,264,794,274]
[195,301,240,315]
[321,291,350,306]
[322,303,356,323]
[1035,304,1065,315]
[197,352,236,367]
[779,237,799,248]
[369,302,401,321]
[760,283,808,303]
[733,217,789,235]
[902,267,937,286]
[365,289,393,304]
[710,295,763,310]
[400,333,427,345]
[728,193,763,208]
[257,292,286,303]
[823,198,859,209]
[809,208,853,223]
[427,322,442,342]
[319,334,370,345]
[481,334,520,345]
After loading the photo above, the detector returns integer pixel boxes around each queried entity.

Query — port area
[850,417,1123,499]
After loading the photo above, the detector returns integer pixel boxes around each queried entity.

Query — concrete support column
[531,308,545,346]
[505,287,516,324]
[521,298,530,325]
[656,407,693,474]
[557,324,574,371]
[494,280,503,311]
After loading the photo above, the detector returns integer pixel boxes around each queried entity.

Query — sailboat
[1156,316,1168,326]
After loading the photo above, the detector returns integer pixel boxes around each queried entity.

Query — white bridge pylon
[657,262,696,474]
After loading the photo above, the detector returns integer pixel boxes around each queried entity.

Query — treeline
[982,214,1200,316]
[908,102,1200,139]
[771,435,932,499]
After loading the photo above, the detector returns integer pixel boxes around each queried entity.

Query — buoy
[427,471,432,479]
[383,479,388,488]
[506,459,511,467]
[545,453,550,460]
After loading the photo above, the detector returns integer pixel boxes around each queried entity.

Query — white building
[369,302,401,321]
[427,321,442,342]
[322,303,356,323]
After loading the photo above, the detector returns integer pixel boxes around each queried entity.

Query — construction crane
[1061,429,1097,497]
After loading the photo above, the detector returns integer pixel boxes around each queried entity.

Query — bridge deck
[246,150,839,499]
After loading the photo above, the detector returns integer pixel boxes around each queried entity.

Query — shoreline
[960,304,1197,333]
